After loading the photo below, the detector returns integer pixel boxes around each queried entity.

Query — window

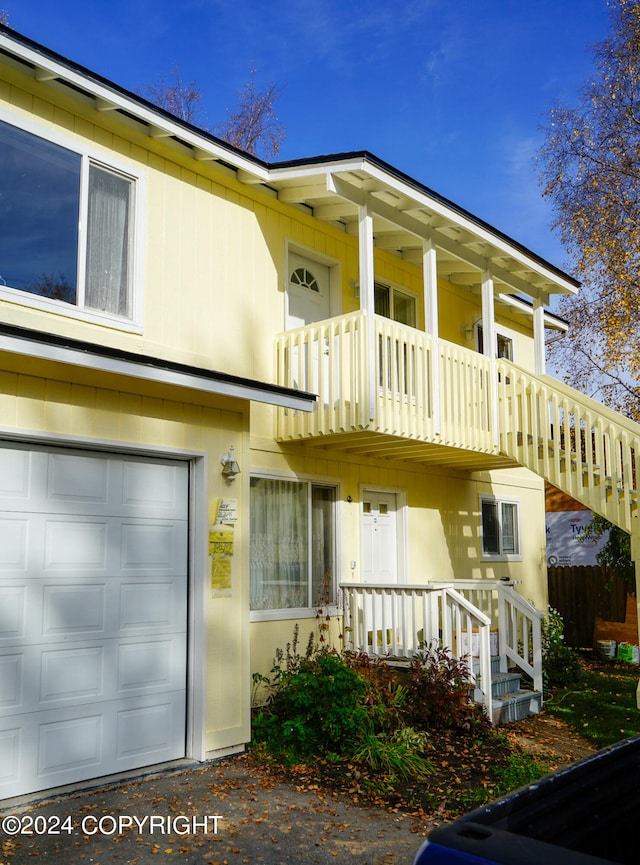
[375,282,416,327]
[476,325,514,360]
[0,118,135,320]
[481,497,520,559]
[250,476,337,612]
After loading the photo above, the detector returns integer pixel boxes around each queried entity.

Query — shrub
[403,645,490,733]
[541,607,584,689]
[352,728,434,779]
[253,649,368,762]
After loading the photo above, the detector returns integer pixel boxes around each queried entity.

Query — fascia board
[0,329,316,412]
[0,31,269,182]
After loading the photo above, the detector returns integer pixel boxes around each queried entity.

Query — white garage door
[0,443,189,798]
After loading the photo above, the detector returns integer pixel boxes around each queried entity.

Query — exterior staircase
[497,361,640,539]
[473,656,542,725]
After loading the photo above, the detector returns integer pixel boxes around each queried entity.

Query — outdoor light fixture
[220,445,241,482]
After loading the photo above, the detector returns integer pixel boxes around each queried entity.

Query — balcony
[275,311,514,470]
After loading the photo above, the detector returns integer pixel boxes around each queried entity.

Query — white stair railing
[434,579,543,694]
[340,582,493,719]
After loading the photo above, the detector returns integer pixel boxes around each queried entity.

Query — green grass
[545,654,640,749]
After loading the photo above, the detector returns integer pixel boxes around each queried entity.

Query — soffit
[262,161,578,305]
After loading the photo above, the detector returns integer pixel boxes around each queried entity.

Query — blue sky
[7,1,610,274]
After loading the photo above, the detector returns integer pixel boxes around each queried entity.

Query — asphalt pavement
[0,753,428,864]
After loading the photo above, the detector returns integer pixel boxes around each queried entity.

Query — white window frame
[249,469,342,622]
[374,281,417,327]
[0,108,145,333]
[480,495,522,561]
[475,322,515,361]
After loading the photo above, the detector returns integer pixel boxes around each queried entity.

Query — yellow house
[1,25,639,800]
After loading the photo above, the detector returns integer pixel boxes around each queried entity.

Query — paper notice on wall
[216,498,238,524]
[209,524,234,594]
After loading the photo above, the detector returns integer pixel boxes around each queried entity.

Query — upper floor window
[481,496,521,560]
[375,282,416,327]
[477,324,514,360]
[0,118,135,321]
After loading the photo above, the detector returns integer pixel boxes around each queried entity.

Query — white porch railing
[340,580,544,721]
[340,582,494,719]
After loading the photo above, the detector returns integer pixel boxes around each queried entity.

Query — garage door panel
[120,521,188,573]
[0,519,28,570]
[117,637,186,694]
[116,696,184,762]
[38,712,104,777]
[0,654,23,710]
[121,460,188,517]
[47,452,109,505]
[0,585,27,642]
[0,444,189,798]
[0,447,30,499]
[119,581,186,631]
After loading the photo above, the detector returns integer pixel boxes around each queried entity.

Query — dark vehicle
[414,735,640,865]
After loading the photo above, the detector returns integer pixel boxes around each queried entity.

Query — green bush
[541,607,584,689]
[253,649,368,762]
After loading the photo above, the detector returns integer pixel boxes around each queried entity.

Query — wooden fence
[548,565,631,648]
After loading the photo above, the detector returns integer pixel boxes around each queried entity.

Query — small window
[375,282,416,327]
[477,325,513,360]
[481,497,520,559]
[290,267,320,293]
[0,118,136,321]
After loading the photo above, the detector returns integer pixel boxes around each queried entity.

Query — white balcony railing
[275,311,495,453]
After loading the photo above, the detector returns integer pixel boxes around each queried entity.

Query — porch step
[491,689,543,725]
[474,665,543,725]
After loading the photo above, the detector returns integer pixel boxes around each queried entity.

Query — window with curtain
[480,496,521,559]
[0,118,135,319]
[250,476,337,611]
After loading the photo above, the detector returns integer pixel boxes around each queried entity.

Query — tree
[142,65,202,124]
[580,513,634,587]
[214,70,284,160]
[539,0,640,421]
[0,10,10,25]
[142,67,285,161]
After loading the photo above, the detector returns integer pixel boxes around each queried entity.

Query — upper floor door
[287,253,331,328]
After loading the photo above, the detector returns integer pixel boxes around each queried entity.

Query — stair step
[489,672,522,697]
[492,689,542,725]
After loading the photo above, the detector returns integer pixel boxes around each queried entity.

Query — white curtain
[250,479,308,610]
[85,165,130,315]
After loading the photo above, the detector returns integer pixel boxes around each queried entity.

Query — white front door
[361,491,398,584]
[0,443,189,798]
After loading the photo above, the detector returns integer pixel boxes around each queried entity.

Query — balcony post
[482,268,499,445]
[423,233,441,433]
[358,202,376,422]
[533,294,548,376]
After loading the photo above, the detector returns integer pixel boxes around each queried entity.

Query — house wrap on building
[1,24,640,800]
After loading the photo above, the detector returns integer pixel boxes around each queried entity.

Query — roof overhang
[0,25,580,308]
[0,324,317,411]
